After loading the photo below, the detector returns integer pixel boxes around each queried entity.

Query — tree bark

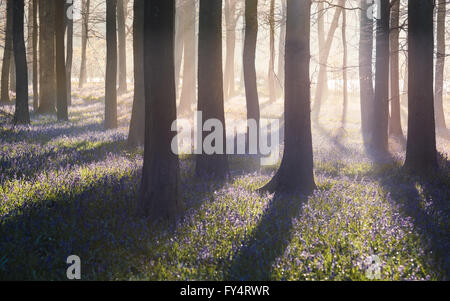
[1,1,13,104]
[389,0,403,137]
[371,0,390,153]
[13,0,30,124]
[404,0,438,172]
[105,0,118,130]
[224,0,238,100]
[55,0,68,121]
[178,0,196,114]
[78,0,90,88]
[65,0,73,106]
[140,0,182,219]
[276,0,286,98]
[117,0,127,95]
[261,0,315,194]
[196,0,229,179]
[32,0,38,111]
[435,0,447,131]
[128,0,145,147]
[38,0,56,114]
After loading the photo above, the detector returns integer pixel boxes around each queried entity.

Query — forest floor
[0,84,449,280]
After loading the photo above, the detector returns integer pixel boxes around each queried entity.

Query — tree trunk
[359,0,374,146]
[174,0,185,95]
[13,0,30,124]
[1,1,13,104]
[27,0,33,84]
[55,0,68,121]
[105,0,118,130]
[117,0,127,95]
[32,0,38,111]
[312,0,343,121]
[178,0,196,114]
[10,52,16,93]
[38,0,56,114]
[404,0,438,172]
[261,0,315,194]
[224,0,238,100]
[435,0,447,131]
[140,0,182,220]
[78,0,90,88]
[371,0,390,153]
[244,0,260,157]
[66,0,73,106]
[276,0,286,98]
[196,0,229,179]
[267,0,276,103]
[128,0,145,147]
[389,0,403,137]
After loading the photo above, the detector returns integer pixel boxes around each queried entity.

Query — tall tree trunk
[312,0,343,121]
[341,2,348,126]
[261,0,315,194]
[65,0,73,106]
[128,0,145,147]
[140,0,182,219]
[10,52,16,93]
[276,0,286,97]
[38,0,56,114]
[244,0,260,157]
[196,0,229,179]
[267,0,276,103]
[404,0,438,172]
[178,0,196,114]
[371,0,390,153]
[174,0,185,95]
[435,0,447,131]
[117,0,127,95]
[224,0,238,100]
[1,0,13,104]
[32,0,38,111]
[105,0,118,130]
[389,0,403,137]
[13,0,30,124]
[359,0,374,146]
[55,0,68,121]
[27,0,33,84]
[78,0,90,88]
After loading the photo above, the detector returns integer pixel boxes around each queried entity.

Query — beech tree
[261,0,315,194]
[140,0,182,219]
[404,0,438,172]
[1,1,13,104]
[55,0,68,121]
[104,0,118,129]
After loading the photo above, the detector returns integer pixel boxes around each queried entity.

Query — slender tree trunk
[196,0,229,179]
[435,0,447,131]
[13,0,30,124]
[1,1,13,104]
[174,0,185,95]
[389,0,403,137]
[38,0,56,114]
[140,0,182,219]
[117,0,127,95]
[268,0,276,103]
[78,0,89,88]
[178,0,196,114]
[312,0,343,121]
[341,2,348,126]
[105,0,117,130]
[404,0,438,172]
[244,0,260,158]
[317,1,327,102]
[128,0,145,147]
[55,0,68,121]
[261,0,315,194]
[32,0,38,111]
[66,0,73,106]
[27,0,33,84]
[224,0,238,100]
[276,0,286,97]
[371,0,390,153]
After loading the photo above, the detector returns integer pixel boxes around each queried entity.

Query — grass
[0,84,448,280]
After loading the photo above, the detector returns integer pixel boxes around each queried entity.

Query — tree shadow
[226,192,308,280]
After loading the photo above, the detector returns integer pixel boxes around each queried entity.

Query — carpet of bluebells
[0,85,449,280]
